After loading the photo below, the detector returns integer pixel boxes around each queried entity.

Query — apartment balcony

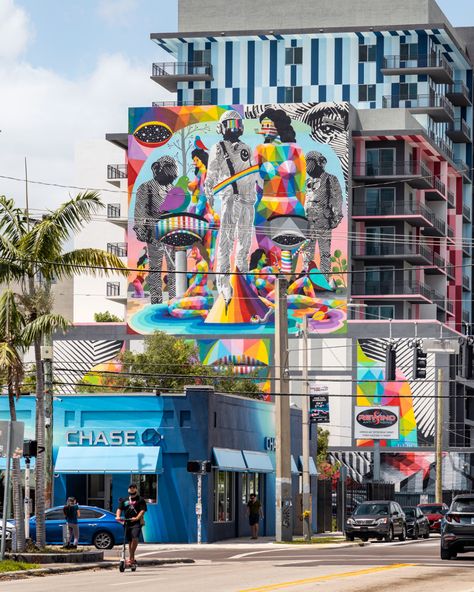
[107,164,127,180]
[463,310,471,325]
[352,202,435,227]
[447,189,456,209]
[382,94,454,123]
[106,203,128,228]
[106,281,126,304]
[432,288,448,312]
[447,224,455,244]
[426,252,447,275]
[381,54,454,84]
[445,82,472,107]
[455,159,472,183]
[151,62,213,92]
[152,100,211,107]
[428,131,454,162]
[353,160,433,189]
[352,280,435,302]
[463,275,471,291]
[447,118,472,143]
[107,242,127,258]
[463,204,472,223]
[446,262,455,279]
[105,133,127,151]
[463,242,472,257]
[352,241,433,265]
[445,299,454,316]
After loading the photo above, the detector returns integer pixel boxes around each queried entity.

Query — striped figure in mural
[133,156,178,304]
[302,150,343,280]
[204,110,257,305]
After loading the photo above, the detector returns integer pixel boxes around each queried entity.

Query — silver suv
[345,500,406,542]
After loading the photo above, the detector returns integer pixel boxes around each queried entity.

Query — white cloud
[98,0,139,26]
[0,5,174,210]
[0,0,32,60]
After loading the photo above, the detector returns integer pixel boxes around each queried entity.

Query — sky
[0,0,472,210]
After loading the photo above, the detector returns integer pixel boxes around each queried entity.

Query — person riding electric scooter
[115,483,147,571]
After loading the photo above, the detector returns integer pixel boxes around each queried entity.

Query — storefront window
[241,472,264,504]
[131,474,158,503]
[213,470,234,522]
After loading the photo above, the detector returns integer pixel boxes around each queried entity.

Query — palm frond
[0,196,27,244]
[48,249,129,279]
[46,191,104,236]
[0,290,27,344]
[21,313,69,345]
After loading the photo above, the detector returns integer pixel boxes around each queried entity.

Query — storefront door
[87,475,112,510]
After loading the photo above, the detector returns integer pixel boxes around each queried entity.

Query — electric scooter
[119,520,137,573]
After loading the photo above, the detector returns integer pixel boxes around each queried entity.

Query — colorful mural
[356,338,436,448]
[126,103,349,337]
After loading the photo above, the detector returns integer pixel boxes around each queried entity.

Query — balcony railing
[106,282,121,297]
[463,243,472,257]
[454,159,472,182]
[463,310,471,324]
[107,242,127,257]
[382,94,454,121]
[352,281,433,299]
[152,62,213,78]
[107,164,127,180]
[353,160,431,179]
[463,204,472,222]
[352,202,431,218]
[152,99,211,107]
[447,118,472,143]
[446,263,455,279]
[432,253,447,270]
[381,54,454,82]
[463,275,471,290]
[445,300,454,315]
[107,203,121,219]
[447,189,455,208]
[432,176,446,196]
[446,81,471,106]
[352,241,433,261]
[447,225,455,239]
[428,131,454,161]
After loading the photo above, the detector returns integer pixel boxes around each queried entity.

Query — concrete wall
[179,0,448,33]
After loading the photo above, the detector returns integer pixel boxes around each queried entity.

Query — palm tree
[0,193,128,547]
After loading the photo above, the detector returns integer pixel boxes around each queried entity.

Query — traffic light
[413,347,427,380]
[385,344,397,381]
[461,342,473,379]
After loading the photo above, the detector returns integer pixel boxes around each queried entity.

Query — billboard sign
[309,384,330,423]
[354,406,399,440]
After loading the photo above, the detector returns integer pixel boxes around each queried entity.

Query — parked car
[417,502,448,533]
[402,506,430,539]
[28,505,124,549]
[440,494,474,560]
[345,500,406,542]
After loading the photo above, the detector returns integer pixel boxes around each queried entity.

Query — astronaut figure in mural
[133,155,178,304]
[302,151,343,280]
[205,110,256,305]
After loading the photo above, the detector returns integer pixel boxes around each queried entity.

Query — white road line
[110,577,164,586]
[230,548,304,560]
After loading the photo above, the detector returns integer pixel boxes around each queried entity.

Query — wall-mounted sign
[0,421,24,458]
[66,428,162,446]
[354,406,399,440]
[309,384,330,424]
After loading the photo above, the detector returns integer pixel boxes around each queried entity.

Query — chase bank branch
[1,387,316,543]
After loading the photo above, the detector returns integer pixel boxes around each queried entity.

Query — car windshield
[354,503,388,516]
[451,499,474,513]
[419,505,443,514]
[403,508,415,518]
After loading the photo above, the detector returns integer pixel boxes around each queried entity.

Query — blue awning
[213,448,247,471]
[0,457,35,470]
[298,455,318,476]
[54,446,162,474]
[242,450,274,473]
[291,455,299,475]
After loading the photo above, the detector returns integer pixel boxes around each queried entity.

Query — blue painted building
[0,388,317,543]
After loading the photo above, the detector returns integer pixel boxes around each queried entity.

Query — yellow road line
[238,563,416,592]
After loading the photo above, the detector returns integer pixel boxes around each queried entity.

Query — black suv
[345,500,406,542]
[441,494,474,560]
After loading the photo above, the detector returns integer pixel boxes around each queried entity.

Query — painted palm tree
[0,192,128,547]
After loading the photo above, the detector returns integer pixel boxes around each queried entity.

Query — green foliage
[317,426,339,477]
[330,249,347,289]
[0,560,40,572]
[94,311,123,322]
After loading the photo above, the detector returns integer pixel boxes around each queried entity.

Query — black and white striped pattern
[358,339,436,442]
[53,340,124,394]
[329,451,372,482]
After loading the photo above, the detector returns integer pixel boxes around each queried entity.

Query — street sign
[309,384,330,424]
[354,406,400,440]
[0,421,24,458]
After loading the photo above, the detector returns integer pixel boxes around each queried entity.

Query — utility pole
[274,275,292,542]
[435,366,443,503]
[301,315,311,541]
[42,343,54,508]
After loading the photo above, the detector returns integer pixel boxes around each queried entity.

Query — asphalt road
[3,537,474,592]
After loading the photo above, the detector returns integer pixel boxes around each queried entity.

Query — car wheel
[345,534,354,541]
[440,547,452,560]
[384,526,394,542]
[423,529,430,539]
[93,531,115,550]
[413,526,419,540]
[360,536,368,542]
[398,526,406,541]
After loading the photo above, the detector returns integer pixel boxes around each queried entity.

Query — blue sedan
[29,505,125,549]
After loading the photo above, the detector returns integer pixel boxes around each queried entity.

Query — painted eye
[133,121,173,147]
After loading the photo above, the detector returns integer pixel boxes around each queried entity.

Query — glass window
[46,509,65,520]
[358,84,376,102]
[399,83,418,101]
[193,49,211,65]
[194,89,212,106]
[359,44,376,62]
[366,148,395,175]
[130,474,158,504]
[284,86,303,103]
[400,43,418,61]
[354,502,389,515]
[366,226,395,256]
[285,47,303,65]
[365,187,395,215]
[213,470,234,522]
[366,305,395,321]
[79,509,103,519]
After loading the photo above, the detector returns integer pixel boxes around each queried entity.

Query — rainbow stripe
[213,164,259,194]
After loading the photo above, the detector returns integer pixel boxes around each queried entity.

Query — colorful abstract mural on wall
[126,102,350,339]
[357,339,435,448]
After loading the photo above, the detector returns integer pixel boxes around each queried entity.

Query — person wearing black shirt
[115,483,147,566]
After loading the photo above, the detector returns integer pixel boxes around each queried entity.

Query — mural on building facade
[357,338,436,448]
[126,102,349,338]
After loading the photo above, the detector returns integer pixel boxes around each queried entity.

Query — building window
[284,86,303,103]
[400,43,418,62]
[358,84,376,102]
[399,83,417,100]
[365,187,396,215]
[194,89,212,105]
[365,266,395,291]
[285,47,303,65]
[214,470,234,522]
[366,227,396,256]
[241,472,264,504]
[365,148,396,176]
[366,305,395,321]
[131,474,158,504]
[359,44,376,62]
[193,49,211,65]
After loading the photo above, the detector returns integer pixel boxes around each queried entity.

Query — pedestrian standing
[63,496,80,549]
[247,493,264,540]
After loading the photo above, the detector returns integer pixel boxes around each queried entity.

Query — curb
[0,558,195,580]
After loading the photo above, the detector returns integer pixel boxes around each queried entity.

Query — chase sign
[66,428,162,446]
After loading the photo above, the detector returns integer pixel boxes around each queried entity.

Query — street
[3,537,474,591]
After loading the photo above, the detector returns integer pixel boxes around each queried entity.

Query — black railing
[463,243,472,257]
[446,263,455,279]
[433,253,447,269]
[353,241,433,261]
[428,131,454,161]
[447,225,455,239]
[455,159,472,181]
[463,275,471,289]
[382,54,454,79]
[107,242,127,257]
[382,94,454,120]
[352,281,433,299]
[463,310,471,324]
[463,204,472,221]
[432,176,446,196]
[449,117,472,139]
[152,62,212,77]
[446,81,471,102]
[107,164,127,179]
[106,282,121,297]
[447,190,455,208]
[107,203,121,219]
[445,300,454,315]
[353,160,431,178]
[152,99,211,107]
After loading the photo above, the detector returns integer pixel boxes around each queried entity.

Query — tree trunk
[7,385,26,551]
[34,338,46,548]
